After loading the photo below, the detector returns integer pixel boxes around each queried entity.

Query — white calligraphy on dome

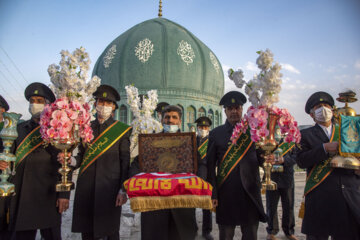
[103,45,117,68]
[209,52,220,74]
[177,40,195,65]
[135,38,154,63]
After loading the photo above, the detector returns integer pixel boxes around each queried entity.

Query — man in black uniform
[195,116,213,240]
[0,95,11,239]
[71,84,132,240]
[266,143,298,240]
[8,82,69,240]
[207,91,266,240]
[129,105,198,240]
[296,91,360,240]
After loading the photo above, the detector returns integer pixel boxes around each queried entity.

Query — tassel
[298,197,305,219]
[6,208,9,224]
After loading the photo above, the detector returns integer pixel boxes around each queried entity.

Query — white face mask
[197,129,209,138]
[29,103,44,117]
[96,105,113,121]
[163,124,179,133]
[314,106,333,122]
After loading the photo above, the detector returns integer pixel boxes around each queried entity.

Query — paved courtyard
[54,172,307,240]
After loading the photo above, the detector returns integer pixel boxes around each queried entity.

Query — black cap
[219,91,247,107]
[155,102,169,113]
[25,82,56,103]
[0,95,9,111]
[93,84,120,109]
[305,91,334,114]
[195,116,212,127]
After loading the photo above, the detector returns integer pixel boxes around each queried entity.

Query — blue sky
[1,0,359,124]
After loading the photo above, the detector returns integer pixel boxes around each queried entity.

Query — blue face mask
[163,124,179,133]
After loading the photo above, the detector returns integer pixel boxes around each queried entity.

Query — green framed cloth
[339,115,360,157]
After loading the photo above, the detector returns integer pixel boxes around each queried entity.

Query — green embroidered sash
[198,138,208,160]
[304,125,339,196]
[277,142,295,156]
[15,126,43,167]
[79,121,131,175]
[217,129,253,187]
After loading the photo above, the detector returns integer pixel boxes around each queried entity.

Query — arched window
[208,109,214,128]
[186,106,196,125]
[215,110,219,127]
[119,105,128,124]
[198,107,206,117]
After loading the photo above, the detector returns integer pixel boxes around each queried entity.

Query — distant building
[92,17,224,131]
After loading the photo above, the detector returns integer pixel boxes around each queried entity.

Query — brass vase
[52,140,76,192]
[256,111,278,191]
[0,112,22,197]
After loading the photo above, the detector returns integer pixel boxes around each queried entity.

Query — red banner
[124,172,213,212]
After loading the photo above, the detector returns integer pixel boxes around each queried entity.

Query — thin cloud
[333,74,350,82]
[325,64,348,73]
[355,60,360,70]
[281,63,300,74]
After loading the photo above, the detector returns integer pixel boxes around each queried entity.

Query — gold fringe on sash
[130,195,213,212]
[298,197,305,219]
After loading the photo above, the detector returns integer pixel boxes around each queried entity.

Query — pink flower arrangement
[40,97,94,144]
[231,105,301,145]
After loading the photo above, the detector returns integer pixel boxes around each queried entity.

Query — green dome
[93,17,224,130]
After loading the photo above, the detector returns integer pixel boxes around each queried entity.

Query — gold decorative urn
[257,111,278,191]
[331,91,360,170]
[0,112,22,197]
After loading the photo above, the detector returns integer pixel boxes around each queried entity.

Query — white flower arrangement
[228,49,301,145]
[228,49,282,107]
[125,85,163,157]
[41,47,101,147]
[47,47,101,104]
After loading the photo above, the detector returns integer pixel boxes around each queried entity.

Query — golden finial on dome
[158,0,162,17]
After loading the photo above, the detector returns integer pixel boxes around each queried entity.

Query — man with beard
[8,82,69,240]
[207,91,266,240]
[71,84,132,240]
[195,116,213,240]
[130,105,198,240]
[296,91,360,240]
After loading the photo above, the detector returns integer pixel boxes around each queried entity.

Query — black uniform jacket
[8,119,68,231]
[271,149,296,189]
[196,135,208,180]
[72,117,131,238]
[207,120,266,225]
[296,124,360,237]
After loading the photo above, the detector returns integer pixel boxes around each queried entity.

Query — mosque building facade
[92,17,224,131]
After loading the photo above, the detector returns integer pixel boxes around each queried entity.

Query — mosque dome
[93,17,224,130]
